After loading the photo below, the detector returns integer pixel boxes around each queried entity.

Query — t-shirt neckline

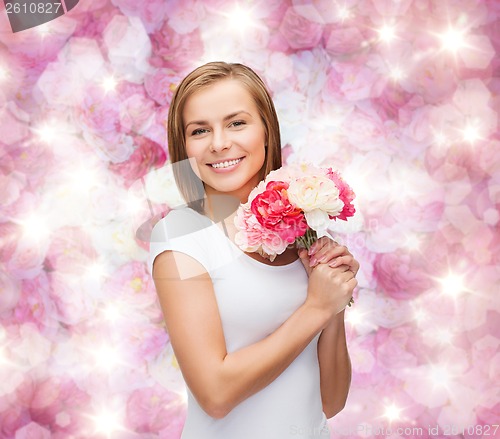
[186,207,302,270]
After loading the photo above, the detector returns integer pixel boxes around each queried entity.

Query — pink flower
[150,24,204,73]
[400,55,458,104]
[141,105,169,146]
[6,239,47,280]
[325,26,365,56]
[0,102,30,145]
[337,62,387,101]
[234,207,289,260]
[119,92,156,134]
[44,227,97,274]
[0,149,24,207]
[373,250,433,300]
[266,52,294,85]
[235,163,356,259]
[279,6,324,50]
[111,0,169,33]
[109,135,167,188]
[14,422,51,439]
[105,261,157,309]
[14,271,59,329]
[77,85,122,134]
[0,396,23,437]
[83,129,135,164]
[376,326,418,370]
[144,68,182,106]
[15,376,91,435]
[72,5,116,39]
[103,15,152,84]
[372,0,413,16]
[134,324,169,362]
[125,387,185,433]
[477,402,500,427]
[48,271,97,325]
[0,270,20,315]
[158,415,186,439]
[325,169,356,220]
[344,107,390,149]
[7,141,55,189]
[166,0,206,34]
[322,65,345,102]
[0,222,22,264]
[0,15,75,66]
[250,181,307,242]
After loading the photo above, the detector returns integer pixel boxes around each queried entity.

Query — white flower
[287,174,344,233]
[288,175,343,210]
[303,209,331,233]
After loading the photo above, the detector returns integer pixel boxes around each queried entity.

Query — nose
[210,128,231,152]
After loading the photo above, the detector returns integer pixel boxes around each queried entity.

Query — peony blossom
[235,163,355,260]
[287,175,344,233]
[250,181,307,242]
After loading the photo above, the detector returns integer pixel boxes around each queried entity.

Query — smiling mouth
[208,157,244,169]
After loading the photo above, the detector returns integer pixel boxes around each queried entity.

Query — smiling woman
[182,79,267,204]
[166,62,282,216]
[149,62,356,439]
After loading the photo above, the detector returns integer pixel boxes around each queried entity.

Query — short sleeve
[147,208,213,280]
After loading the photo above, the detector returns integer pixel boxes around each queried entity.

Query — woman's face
[182,79,267,204]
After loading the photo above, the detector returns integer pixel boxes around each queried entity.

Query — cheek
[247,129,266,151]
[184,140,194,157]
[185,140,204,160]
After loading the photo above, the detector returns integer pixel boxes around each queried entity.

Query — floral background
[0,0,499,438]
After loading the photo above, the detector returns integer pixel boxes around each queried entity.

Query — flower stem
[295,228,318,249]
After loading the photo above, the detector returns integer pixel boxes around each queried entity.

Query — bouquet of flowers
[234,162,356,261]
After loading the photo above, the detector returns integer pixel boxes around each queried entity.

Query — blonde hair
[167,61,282,214]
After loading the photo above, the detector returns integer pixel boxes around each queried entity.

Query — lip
[207,156,245,165]
[207,156,245,173]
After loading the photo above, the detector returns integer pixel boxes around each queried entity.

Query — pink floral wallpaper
[0,0,498,438]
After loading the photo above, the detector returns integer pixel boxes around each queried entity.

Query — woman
[149,62,359,438]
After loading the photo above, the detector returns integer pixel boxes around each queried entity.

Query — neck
[203,191,241,224]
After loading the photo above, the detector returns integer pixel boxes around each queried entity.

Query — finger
[351,260,360,276]
[328,255,354,268]
[335,256,359,276]
[346,277,358,290]
[341,267,356,279]
[308,236,338,256]
[328,264,352,274]
[297,248,313,277]
[310,246,349,266]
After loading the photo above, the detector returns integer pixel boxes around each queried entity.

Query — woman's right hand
[298,249,357,317]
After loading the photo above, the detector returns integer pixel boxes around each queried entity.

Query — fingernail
[308,247,315,255]
[329,258,339,267]
[309,257,317,266]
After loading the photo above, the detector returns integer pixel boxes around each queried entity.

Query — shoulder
[151,206,212,241]
[148,206,215,277]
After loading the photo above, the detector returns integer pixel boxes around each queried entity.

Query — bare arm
[152,250,334,419]
[298,238,358,418]
[317,310,351,418]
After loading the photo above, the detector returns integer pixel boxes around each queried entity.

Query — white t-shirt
[148,207,330,439]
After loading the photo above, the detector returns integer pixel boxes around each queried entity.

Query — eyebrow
[184,111,252,131]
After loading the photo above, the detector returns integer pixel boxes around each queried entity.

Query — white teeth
[210,158,242,169]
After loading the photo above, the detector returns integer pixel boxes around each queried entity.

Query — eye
[229,120,246,128]
[191,128,209,136]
